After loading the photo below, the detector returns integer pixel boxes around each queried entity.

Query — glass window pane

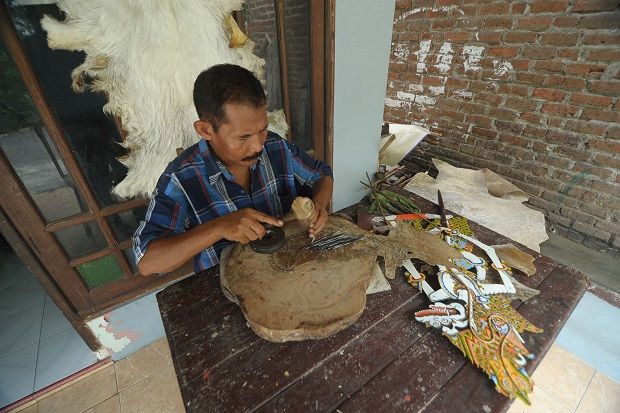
[107,206,148,243]
[0,40,88,222]
[77,255,123,289]
[6,3,128,207]
[54,222,107,259]
[123,249,138,274]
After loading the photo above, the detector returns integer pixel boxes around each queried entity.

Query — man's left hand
[309,205,328,237]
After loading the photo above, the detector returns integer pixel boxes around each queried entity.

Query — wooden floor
[157,195,589,413]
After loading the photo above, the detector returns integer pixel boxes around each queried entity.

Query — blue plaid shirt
[133,132,332,272]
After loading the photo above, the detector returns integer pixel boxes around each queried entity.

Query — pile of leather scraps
[404,158,548,252]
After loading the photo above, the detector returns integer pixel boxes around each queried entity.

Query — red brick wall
[385,0,620,256]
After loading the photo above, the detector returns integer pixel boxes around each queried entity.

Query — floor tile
[506,385,572,413]
[0,277,45,320]
[575,370,620,413]
[34,328,98,391]
[0,343,37,408]
[37,365,116,413]
[115,337,172,391]
[0,251,35,291]
[0,304,43,358]
[119,365,185,413]
[532,344,595,411]
[85,394,120,413]
[40,300,72,340]
[556,292,620,382]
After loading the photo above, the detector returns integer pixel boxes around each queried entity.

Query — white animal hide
[41,0,274,198]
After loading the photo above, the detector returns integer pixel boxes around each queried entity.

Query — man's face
[196,102,269,169]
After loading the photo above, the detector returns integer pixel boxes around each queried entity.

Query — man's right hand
[216,208,283,244]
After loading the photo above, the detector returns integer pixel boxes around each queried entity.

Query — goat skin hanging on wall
[41,0,273,198]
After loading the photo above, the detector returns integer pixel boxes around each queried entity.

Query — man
[134,64,333,275]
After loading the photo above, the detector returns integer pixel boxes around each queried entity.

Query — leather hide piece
[41,0,275,198]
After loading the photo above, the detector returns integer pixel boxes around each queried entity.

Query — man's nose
[249,133,264,152]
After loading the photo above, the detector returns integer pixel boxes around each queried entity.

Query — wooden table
[157,195,588,413]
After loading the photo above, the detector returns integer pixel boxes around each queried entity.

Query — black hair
[193,64,266,131]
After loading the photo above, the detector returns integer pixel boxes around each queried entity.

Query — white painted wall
[332,0,395,210]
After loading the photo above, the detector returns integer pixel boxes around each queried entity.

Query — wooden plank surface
[156,193,588,413]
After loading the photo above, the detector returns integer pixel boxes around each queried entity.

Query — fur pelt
[42,0,281,198]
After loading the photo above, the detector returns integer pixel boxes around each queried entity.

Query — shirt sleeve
[284,139,333,188]
[132,172,190,265]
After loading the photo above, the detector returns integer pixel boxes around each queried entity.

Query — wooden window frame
[0,0,335,349]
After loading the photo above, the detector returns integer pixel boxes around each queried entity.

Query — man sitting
[134,64,333,275]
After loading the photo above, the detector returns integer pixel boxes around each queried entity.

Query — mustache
[242,152,261,161]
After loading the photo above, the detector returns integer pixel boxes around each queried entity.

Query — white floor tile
[0,343,37,408]
[0,251,35,291]
[41,300,72,340]
[0,277,45,320]
[34,328,97,392]
[0,304,44,358]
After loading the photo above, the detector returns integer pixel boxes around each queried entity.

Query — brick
[564,63,606,76]
[587,49,620,62]
[520,112,543,124]
[540,32,580,46]
[534,61,565,73]
[523,46,557,59]
[553,16,581,28]
[535,154,572,169]
[533,88,566,101]
[583,34,620,48]
[572,220,611,242]
[455,17,483,29]
[504,32,538,43]
[476,31,502,44]
[546,130,581,145]
[488,46,519,58]
[477,92,503,105]
[588,80,620,95]
[581,108,620,123]
[432,19,454,29]
[445,31,471,42]
[505,96,538,111]
[586,139,620,154]
[553,146,591,162]
[546,76,587,90]
[516,16,554,30]
[579,13,620,29]
[570,93,612,107]
[489,107,518,121]
[498,84,530,96]
[494,120,524,134]
[595,154,620,169]
[460,102,488,114]
[558,48,580,60]
[472,127,498,140]
[531,0,568,13]
[500,133,530,147]
[548,118,565,128]
[565,119,607,135]
[523,125,547,139]
[542,103,580,117]
[467,114,493,128]
[573,0,619,13]
[479,2,511,14]
[608,127,620,139]
[512,2,528,13]
[516,72,548,86]
[483,16,514,29]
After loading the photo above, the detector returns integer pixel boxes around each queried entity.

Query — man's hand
[216,208,283,244]
[309,205,328,237]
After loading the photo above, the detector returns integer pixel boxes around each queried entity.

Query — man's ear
[194,119,215,140]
